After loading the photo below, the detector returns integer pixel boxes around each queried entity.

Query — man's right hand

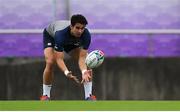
[66,71,80,84]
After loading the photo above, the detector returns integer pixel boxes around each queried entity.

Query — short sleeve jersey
[46,20,91,52]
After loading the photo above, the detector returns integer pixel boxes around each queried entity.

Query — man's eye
[76,27,80,29]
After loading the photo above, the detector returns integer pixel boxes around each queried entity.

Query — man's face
[70,23,86,37]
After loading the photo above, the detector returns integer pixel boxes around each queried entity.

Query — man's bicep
[54,51,64,59]
[80,49,88,57]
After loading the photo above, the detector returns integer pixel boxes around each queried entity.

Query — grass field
[1,101,180,111]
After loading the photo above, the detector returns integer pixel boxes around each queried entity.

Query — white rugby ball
[85,50,104,68]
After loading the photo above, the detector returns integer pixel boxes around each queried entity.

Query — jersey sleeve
[54,31,64,52]
[82,29,91,50]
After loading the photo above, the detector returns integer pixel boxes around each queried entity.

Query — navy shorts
[43,29,55,49]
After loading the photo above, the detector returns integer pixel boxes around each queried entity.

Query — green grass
[1,101,180,111]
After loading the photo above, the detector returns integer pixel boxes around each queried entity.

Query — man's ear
[70,25,73,29]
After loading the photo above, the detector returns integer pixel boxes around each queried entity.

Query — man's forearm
[79,57,88,72]
[78,50,88,72]
[54,51,69,75]
[56,58,68,72]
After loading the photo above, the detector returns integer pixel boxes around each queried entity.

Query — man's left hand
[81,69,92,83]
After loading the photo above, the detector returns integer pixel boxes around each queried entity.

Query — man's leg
[41,47,55,99]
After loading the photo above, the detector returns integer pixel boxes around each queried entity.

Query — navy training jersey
[46,20,91,52]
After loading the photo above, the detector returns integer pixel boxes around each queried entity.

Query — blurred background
[0,0,180,100]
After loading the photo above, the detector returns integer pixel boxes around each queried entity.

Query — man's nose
[78,29,83,33]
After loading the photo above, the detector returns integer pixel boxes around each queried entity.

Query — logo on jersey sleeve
[54,44,58,50]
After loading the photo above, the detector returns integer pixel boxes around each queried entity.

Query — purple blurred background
[0,0,180,57]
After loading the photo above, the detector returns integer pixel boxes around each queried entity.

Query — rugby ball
[85,50,104,68]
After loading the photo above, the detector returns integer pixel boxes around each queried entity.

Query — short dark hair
[71,14,88,26]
